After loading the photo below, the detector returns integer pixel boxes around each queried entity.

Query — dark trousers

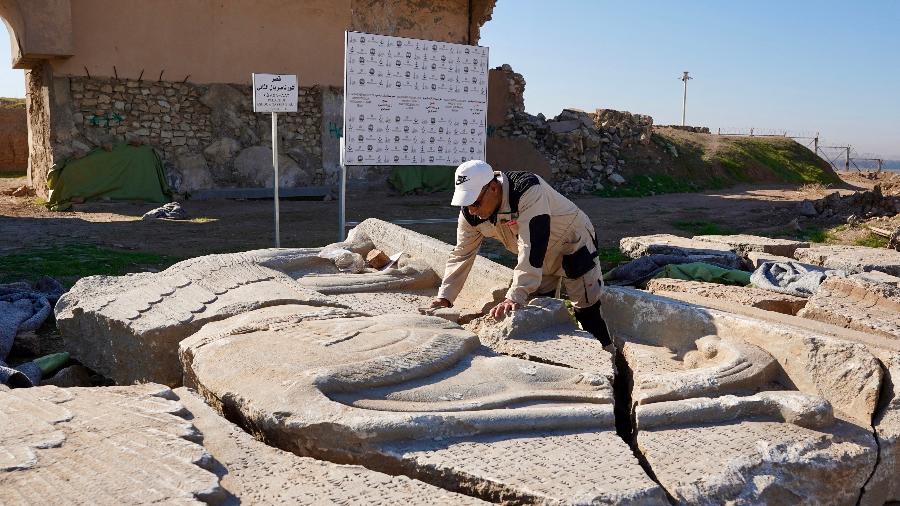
[573,300,612,347]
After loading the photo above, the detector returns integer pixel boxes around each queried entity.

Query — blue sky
[480,1,900,159]
[1,2,897,157]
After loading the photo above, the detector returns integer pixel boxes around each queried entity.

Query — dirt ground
[1,171,883,262]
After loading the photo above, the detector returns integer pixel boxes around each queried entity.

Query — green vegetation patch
[598,247,628,264]
[0,244,179,287]
[671,220,734,236]
[854,232,889,248]
[715,138,841,185]
[593,175,714,198]
[0,97,25,109]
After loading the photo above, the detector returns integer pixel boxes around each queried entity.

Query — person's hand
[490,299,520,319]
[418,298,451,315]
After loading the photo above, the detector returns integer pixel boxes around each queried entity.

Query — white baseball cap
[451,160,495,206]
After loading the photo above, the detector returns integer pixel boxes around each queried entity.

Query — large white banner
[343,31,489,166]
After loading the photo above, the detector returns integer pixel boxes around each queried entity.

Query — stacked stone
[489,65,654,195]
[64,77,324,192]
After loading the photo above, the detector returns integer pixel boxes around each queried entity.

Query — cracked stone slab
[620,233,738,259]
[174,387,485,505]
[466,297,615,382]
[860,349,900,505]
[637,418,877,505]
[55,249,333,386]
[693,234,809,257]
[799,272,900,340]
[646,278,807,315]
[378,429,667,504]
[0,384,221,505]
[601,287,884,425]
[794,244,900,276]
[179,304,662,503]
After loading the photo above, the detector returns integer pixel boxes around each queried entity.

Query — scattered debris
[142,201,188,220]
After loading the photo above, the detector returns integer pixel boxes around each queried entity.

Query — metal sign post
[252,73,298,248]
[272,111,280,246]
[339,138,347,241]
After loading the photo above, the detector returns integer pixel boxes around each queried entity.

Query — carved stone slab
[55,250,333,386]
[467,297,615,381]
[179,304,661,502]
[0,384,220,505]
[174,387,485,504]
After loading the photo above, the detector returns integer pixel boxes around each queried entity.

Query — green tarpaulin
[46,144,170,211]
[388,166,455,194]
[652,262,752,286]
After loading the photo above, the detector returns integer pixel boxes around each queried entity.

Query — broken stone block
[636,416,875,504]
[467,297,614,381]
[646,278,807,315]
[180,304,664,503]
[799,272,900,339]
[0,384,221,503]
[55,249,333,386]
[747,250,796,268]
[794,244,900,276]
[546,119,580,133]
[860,349,900,505]
[600,287,882,503]
[296,263,439,294]
[693,234,809,257]
[344,219,512,316]
[620,233,738,259]
[174,387,484,504]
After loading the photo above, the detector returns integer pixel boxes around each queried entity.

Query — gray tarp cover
[750,261,833,297]
[0,278,64,386]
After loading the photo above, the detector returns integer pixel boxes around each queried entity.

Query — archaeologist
[422,160,613,350]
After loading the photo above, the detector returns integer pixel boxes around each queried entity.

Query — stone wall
[489,65,653,194]
[0,106,27,171]
[55,77,325,193]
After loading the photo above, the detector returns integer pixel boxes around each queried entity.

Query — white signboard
[252,73,298,113]
[343,31,489,166]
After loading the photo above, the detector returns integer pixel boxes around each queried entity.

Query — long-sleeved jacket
[437,171,596,305]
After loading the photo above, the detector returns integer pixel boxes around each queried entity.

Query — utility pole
[680,71,692,126]
[845,146,851,171]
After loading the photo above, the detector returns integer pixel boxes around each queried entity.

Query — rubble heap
[491,65,653,194]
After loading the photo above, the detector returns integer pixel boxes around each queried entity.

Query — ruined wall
[22,0,497,196]
[0,105,27,171]
[52,0,349,86]
[488,65,654,194]
[55,77,324,192]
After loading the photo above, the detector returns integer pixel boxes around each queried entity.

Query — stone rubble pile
[799,185,900,221]
[491,64,653,195]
